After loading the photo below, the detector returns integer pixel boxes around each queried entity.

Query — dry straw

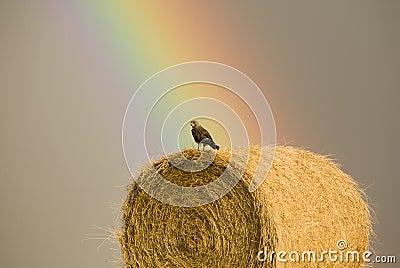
[119,146,371,267]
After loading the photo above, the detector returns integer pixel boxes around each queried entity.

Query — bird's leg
[197,143,199,150]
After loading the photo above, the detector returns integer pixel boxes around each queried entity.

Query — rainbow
[48,1,276,159]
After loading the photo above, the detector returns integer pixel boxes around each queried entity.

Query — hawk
[190,120,220,150]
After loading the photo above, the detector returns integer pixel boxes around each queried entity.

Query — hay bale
[119,146,371,267]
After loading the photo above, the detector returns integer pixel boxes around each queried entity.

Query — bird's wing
[198,126,212,140]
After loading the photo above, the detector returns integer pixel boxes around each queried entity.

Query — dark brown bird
[190,120,220,150]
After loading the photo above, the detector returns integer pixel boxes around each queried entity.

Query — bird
[190,120,220,150]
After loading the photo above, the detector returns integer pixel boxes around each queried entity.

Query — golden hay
[119,146,371,267]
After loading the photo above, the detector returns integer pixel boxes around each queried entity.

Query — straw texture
[119,146,371,267]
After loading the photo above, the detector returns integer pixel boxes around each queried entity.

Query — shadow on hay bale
[119,146,371,267]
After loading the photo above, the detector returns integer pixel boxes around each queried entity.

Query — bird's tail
[200,138,220,150]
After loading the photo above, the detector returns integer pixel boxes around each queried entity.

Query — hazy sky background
[1,1,399,267]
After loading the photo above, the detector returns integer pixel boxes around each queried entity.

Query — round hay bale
[119,146,371,267]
